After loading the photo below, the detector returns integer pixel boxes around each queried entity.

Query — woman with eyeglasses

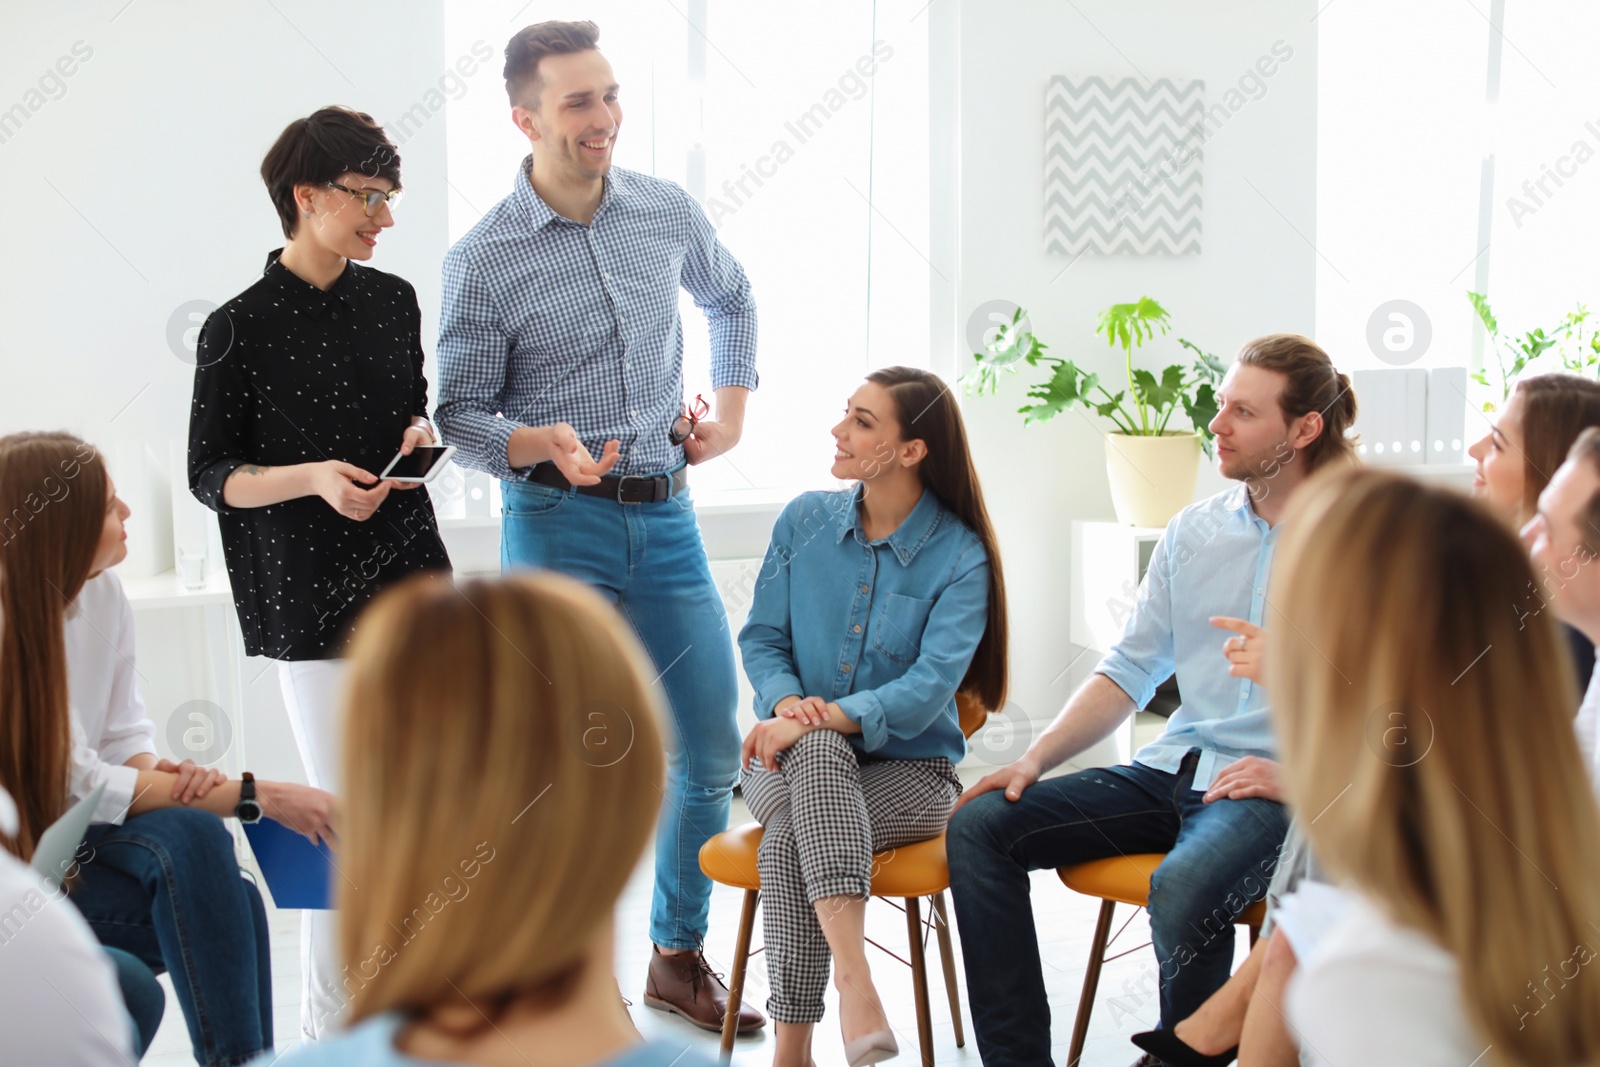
[187,105,451,1044]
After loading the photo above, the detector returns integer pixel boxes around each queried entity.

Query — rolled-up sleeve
[835,548,989,753]
[1095,522,1178,709]
[678,188,758,392]
[738,504,805,718]
[187,308,251,513]
[435,245,520,480]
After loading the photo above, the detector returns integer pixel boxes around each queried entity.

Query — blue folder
[242,817,335,910]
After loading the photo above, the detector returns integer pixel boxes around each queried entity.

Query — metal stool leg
[1067,899,1117,1067]
[721,888,759,1060]
[905,897,935,1067]
[930,891,964,1047]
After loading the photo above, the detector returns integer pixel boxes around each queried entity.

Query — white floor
[142,717,1226,1067]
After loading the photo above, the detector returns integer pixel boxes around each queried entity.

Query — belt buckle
[616,473,654,504]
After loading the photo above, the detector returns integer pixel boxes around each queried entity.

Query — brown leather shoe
[643,947,766,1033]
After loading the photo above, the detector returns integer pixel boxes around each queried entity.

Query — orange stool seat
[1056,852,1270,1066]
[700,824,952,899]
[698,822,763,891]
[1056,852,1268,926]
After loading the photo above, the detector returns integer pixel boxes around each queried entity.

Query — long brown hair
[338,572,665,1027]
[1512,373,1600,523]
[0,432,106,860]
[866,366,1008,711]
[1270,465,1600,1065]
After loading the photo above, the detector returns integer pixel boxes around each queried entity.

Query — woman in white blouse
[0,431,335,1066]
[1266,465,1600,1065]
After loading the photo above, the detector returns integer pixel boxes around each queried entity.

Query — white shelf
[118,568,233,609]
[1403,462,1475,481]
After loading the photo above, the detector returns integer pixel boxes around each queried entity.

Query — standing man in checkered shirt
[435,20,764,1035]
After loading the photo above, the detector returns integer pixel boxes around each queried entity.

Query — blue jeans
[71,808,273,1067]
[946,750,1290,1067]
[106,945,165,1056]
[501,475,740,950]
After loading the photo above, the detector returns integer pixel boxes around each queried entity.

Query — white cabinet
[1069,521,1166,762]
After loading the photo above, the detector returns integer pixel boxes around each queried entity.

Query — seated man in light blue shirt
[947,334,1359,1067]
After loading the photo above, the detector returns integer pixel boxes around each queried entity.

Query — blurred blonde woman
[262,572,716,1067]
[1270,466,1600,1065]
[1145,373,1600,1066]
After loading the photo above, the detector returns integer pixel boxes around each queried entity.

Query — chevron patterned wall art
[1045,76,1206,256]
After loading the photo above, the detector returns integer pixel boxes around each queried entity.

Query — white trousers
[276,658,349,1043]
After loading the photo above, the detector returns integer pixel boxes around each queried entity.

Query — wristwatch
[236,772,262,824]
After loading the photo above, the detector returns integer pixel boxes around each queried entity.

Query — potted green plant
[1468,291,1597,411]
[963,297,1224,526]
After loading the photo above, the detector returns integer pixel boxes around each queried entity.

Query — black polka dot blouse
[188,250,453,660]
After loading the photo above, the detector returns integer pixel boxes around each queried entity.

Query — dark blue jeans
[500,476,740,950]
[70,808,273,1067]
[946,750,1290,1067]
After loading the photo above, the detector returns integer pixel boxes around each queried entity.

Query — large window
[443,2,931,500]
[1317,1,1600,410]
[1314,2,1487,384]
[1478,3,1600,354]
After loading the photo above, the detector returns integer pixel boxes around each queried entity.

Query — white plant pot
[1104,431,1202,527]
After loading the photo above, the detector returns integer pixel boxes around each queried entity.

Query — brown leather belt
[527,462,688,504]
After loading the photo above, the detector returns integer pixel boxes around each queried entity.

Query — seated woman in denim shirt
[738,366,1008,1067]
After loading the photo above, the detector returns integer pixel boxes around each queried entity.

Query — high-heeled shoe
[1130,1027,1238,1067]
[844,1029,899,1066]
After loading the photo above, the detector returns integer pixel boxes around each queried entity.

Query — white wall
[940,0,1318,767]
[1,1,450,783]
[2,0,1318,779]
[1,1,450,479]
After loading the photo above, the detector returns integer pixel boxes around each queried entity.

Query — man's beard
[1222,439,1292,487]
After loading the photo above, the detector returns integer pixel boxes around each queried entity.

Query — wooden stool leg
[1067,899,1117,1067]
[905,897,935,1067]
[930,890,965,1047]
[721,888,760,1060]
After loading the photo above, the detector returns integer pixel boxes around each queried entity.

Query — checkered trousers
[741,729,961,1023]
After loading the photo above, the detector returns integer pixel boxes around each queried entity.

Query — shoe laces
[683,951,727,991]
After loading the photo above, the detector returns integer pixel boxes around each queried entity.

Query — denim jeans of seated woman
[71,807,273,1067]
[946,748,1291,1067]
[500,477,740,951]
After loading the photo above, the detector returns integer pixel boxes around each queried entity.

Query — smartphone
[378,444,457,483]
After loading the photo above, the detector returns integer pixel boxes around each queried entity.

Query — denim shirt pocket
[870,593,935,665]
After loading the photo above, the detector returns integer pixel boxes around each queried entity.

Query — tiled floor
[144,732,1237,1067]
